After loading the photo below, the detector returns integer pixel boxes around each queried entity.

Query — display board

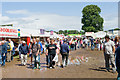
[0,27,18,38]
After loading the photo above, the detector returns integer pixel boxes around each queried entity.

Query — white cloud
[0,13,10,24]
[17,14,81,31]
[102,14,118,31]
[1,10,81,31]
[1,9,118,31]
[6,10,29,14]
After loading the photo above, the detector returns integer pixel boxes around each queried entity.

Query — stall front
[94,31,106,38]
[0,26,19,46]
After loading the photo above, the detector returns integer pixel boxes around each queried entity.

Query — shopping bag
[36,56,39,62]
[53,54,58,62]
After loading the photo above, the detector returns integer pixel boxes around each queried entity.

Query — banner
[0,27,18,38]
[50,30,53,35]
[40,29,45,34]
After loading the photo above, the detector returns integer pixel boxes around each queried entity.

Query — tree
[114,28,120,31]
[58,30,64,34]
[81,5,104,32]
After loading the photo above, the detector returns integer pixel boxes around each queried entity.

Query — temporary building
[94,31,106,38]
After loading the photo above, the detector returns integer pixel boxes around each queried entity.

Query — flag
[40,29,45,34]
[18,29,20,37]
[50,30,53,35]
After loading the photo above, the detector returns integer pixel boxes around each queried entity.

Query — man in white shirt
[83,38,89,49]
[103,35,116,73]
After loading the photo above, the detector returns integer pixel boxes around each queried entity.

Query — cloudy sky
[0,2,118,31]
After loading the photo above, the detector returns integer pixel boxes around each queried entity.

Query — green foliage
[0,24,13,27]
[82,5,104,32]
[113,28,120,31]
[58,30,82,35]
[59,30,64,34]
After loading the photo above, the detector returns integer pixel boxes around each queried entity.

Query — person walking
[29,40,33,66]
[0,41,2,66]
[36,38,43,54]
[6,40,12,62]
[36,38,42,68]
[83,37,89,49]
[80,38,83,48]
[46,39,57,69]
[18,41,22,60]
[8,39,14,61]
[19,41,29,66]
[97,38,101,51]
[45,38,50,65]
[115,46,120,80]
[60,40,70,68]
[1,41,7,66]
[31,39,40,69]
[70,40,75,51]
[103,35,116,73]
[90,37,95,50]
[74,39,77,50]
[115,36,120,49]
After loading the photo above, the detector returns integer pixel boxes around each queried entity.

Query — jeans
[21,54,27,65]
[62,53,69,66]
[38,54,40,62]
[0,54,2,65]
[75,44,77,50]
[80,44,83,48]
[97,44,100,51]
[71,48,74,51]
[33,55,40,68]
[49,54,56,67]
[104,53,116,72]
[85,44,88,49]
[46,54,50,65]
[117,68,120,80]
[11,47,15,60]
[2,53,7,66]
[88,43,90,47]
[19,51,21,59]
[117,73,120,80]
[91,44,94,50]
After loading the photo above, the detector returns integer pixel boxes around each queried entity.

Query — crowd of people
[0,39,15,66]
[0,35,120,80]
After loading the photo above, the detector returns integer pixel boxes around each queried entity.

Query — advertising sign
[0,27,18,38]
